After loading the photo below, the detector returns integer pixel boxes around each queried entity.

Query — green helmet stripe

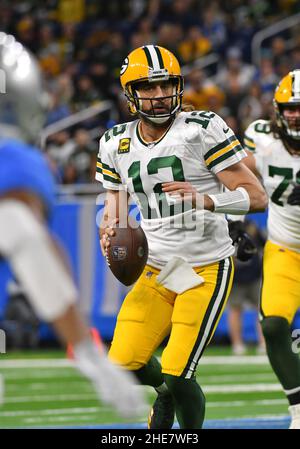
[143,46,154,69]
[154,46,164,69]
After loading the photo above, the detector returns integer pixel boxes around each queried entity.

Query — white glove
[73,339,147,418]
[94,355,147,418]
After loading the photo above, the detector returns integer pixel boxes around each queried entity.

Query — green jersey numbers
[128,160,155,218]
[128,155,186,219]
[254,122,271,135]
[185,111,215,129]
[148,156,185,217]
[268,166,300,206]
[104,124,127,142]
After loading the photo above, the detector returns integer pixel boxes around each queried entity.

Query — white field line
[3,393,96,403]
[6,382,92,392]
[5,373,276,393]
[207,398,287,408]
[0,355,269,369]
[143,383,282,394]
[1,394,287,408]
[199,355,269,365]
[23,415,101,424]
[199,373,275,383]
[2,367,270,381]
[0,406,100,417]
[203,383,282,393]
[1,383,283,405]
[221,414,288,421]
[210,414,288,421]
[1,371,80,380]
[0,359,73,369]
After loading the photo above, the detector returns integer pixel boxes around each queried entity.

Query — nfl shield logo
[112,246,127,261]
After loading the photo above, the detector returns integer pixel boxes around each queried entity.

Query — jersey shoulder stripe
[244,134,256,151]
[204,135,244,170]
[207,145,244,170]
[96,157,122,184]
[204,135,238,161]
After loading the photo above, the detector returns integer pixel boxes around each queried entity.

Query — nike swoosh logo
[223,127,229,133]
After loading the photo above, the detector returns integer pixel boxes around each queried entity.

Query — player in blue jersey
[0,33,146,417]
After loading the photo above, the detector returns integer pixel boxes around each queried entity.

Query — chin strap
[140,112,175,127]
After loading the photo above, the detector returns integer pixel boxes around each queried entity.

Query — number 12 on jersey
[128,155,187,218]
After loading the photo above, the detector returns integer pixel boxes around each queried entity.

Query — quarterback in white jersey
[98,45,267,429]
[97,111,248,268]
[243,69,300,429]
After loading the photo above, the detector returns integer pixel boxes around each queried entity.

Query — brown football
[106,224,148,286]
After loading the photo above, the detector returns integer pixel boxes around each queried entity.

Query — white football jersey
[96,111,246,268]
[244,119,300,252]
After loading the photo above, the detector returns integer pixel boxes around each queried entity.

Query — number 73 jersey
[244,119,300,252]
[96,111,246,268]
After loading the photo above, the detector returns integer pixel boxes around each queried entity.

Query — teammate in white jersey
[243,69,300,429]
[98,45,267,429]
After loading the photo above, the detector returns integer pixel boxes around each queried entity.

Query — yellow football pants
[109,257,234,378]
[260,240,300,324]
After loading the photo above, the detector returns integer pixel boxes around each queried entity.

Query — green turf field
[0,347,289,428]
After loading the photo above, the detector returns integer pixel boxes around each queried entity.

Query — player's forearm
[199,183,267,215]
[215,162,268,213]
[237,182,268,212]
[99,190,129,238]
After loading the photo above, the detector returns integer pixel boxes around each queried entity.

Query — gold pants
[109,257,234,378]
[260,240,300,324]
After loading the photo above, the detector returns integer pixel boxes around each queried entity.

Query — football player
[0,33,146,418]
[98,45,267,429]
[242,69,300,429]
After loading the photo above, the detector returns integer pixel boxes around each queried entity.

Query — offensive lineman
[243,69,300,429]
[0,33,146,418]
[98,45,267,429]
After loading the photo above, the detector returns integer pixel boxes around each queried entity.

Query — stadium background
[1,0,300,429]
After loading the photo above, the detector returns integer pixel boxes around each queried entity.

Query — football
[106,223,148,286]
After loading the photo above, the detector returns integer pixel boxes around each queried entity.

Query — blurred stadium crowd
[1,0,300,184]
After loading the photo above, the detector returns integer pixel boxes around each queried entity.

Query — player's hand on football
[100,218,118,256]
[287,184,300,206]
[228,220,257,262]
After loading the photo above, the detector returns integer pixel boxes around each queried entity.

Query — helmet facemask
[275,102,300,141]
[125,76,183,126]
[273,69,300,149]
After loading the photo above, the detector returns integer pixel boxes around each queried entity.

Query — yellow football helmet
[274,69,300,141]
[120,45,183,125]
